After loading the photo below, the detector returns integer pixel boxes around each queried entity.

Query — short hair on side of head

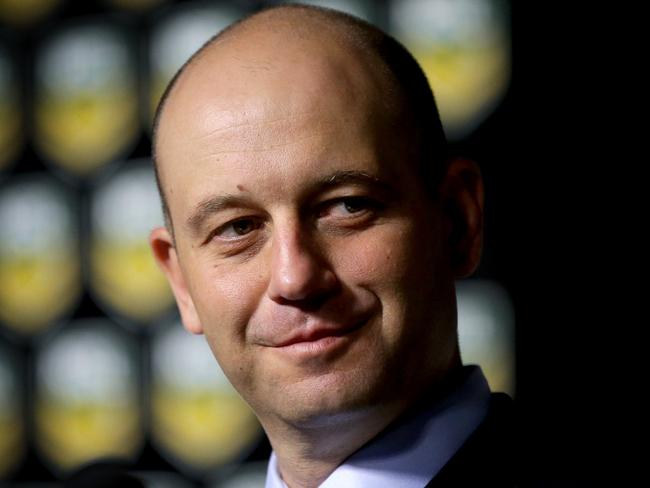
[151,3,449,234]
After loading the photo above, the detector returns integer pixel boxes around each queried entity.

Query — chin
[283,398,378,431]
[268,368,393,429]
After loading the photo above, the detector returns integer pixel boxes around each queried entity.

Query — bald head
[152,4,448,232]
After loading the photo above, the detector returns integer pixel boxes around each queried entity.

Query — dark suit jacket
[425,392,517,487]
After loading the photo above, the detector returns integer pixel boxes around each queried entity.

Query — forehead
[162,30,391,136]
[156,29,418,221]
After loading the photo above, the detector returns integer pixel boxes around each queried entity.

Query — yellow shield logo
[34,319,143,472]
[391,0,511,139]
[34,22,139,176]
[0,177,81,335]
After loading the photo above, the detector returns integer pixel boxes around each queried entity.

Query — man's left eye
[324,197,375,217]
[340,198,366,214]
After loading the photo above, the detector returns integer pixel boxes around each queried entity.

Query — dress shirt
[265,364,491,488]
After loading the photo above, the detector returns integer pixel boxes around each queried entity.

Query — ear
[439,158,485,279]
[149,227,203,334]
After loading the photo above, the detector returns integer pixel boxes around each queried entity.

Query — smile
[271,318,368,359]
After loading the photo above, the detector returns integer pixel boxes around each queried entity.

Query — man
[149,4,514,487]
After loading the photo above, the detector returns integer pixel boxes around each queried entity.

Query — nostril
[268,266,340,308]
[272,291,333,312]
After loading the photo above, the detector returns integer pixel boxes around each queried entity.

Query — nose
[267,226,339,306]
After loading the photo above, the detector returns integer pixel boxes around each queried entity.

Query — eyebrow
[185,194,256,237]
[185,169,394,237]
[318,170,386,189]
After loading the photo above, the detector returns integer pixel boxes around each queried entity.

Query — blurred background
[1,0,604,485]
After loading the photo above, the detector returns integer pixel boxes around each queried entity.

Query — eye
[319,196,380,219]
[213,218,263,240]
[334,197,373,214]
[340,198,366,214]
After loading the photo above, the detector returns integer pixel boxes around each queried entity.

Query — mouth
[270,316,369,358]
[273,320,365,348]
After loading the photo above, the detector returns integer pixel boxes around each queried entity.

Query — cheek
[188,259,271,399]
[335,221,451,338]
[187,258,267,352]
[335,222,437,293]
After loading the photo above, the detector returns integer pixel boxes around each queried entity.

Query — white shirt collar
[265,365,491,488]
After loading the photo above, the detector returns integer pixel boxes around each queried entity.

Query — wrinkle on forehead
[186,104,343,160]
[169,53,379,121]
[194,131,334,158]
[192,110,318,143]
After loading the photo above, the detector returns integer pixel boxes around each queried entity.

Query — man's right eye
[213,218,262,240]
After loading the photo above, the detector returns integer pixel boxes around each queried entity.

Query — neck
[266,403,400,488]
[264,356,464,488]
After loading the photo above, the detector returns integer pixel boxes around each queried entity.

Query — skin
[150,10,484,488]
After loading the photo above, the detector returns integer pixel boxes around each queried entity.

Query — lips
[271,317,367,348]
